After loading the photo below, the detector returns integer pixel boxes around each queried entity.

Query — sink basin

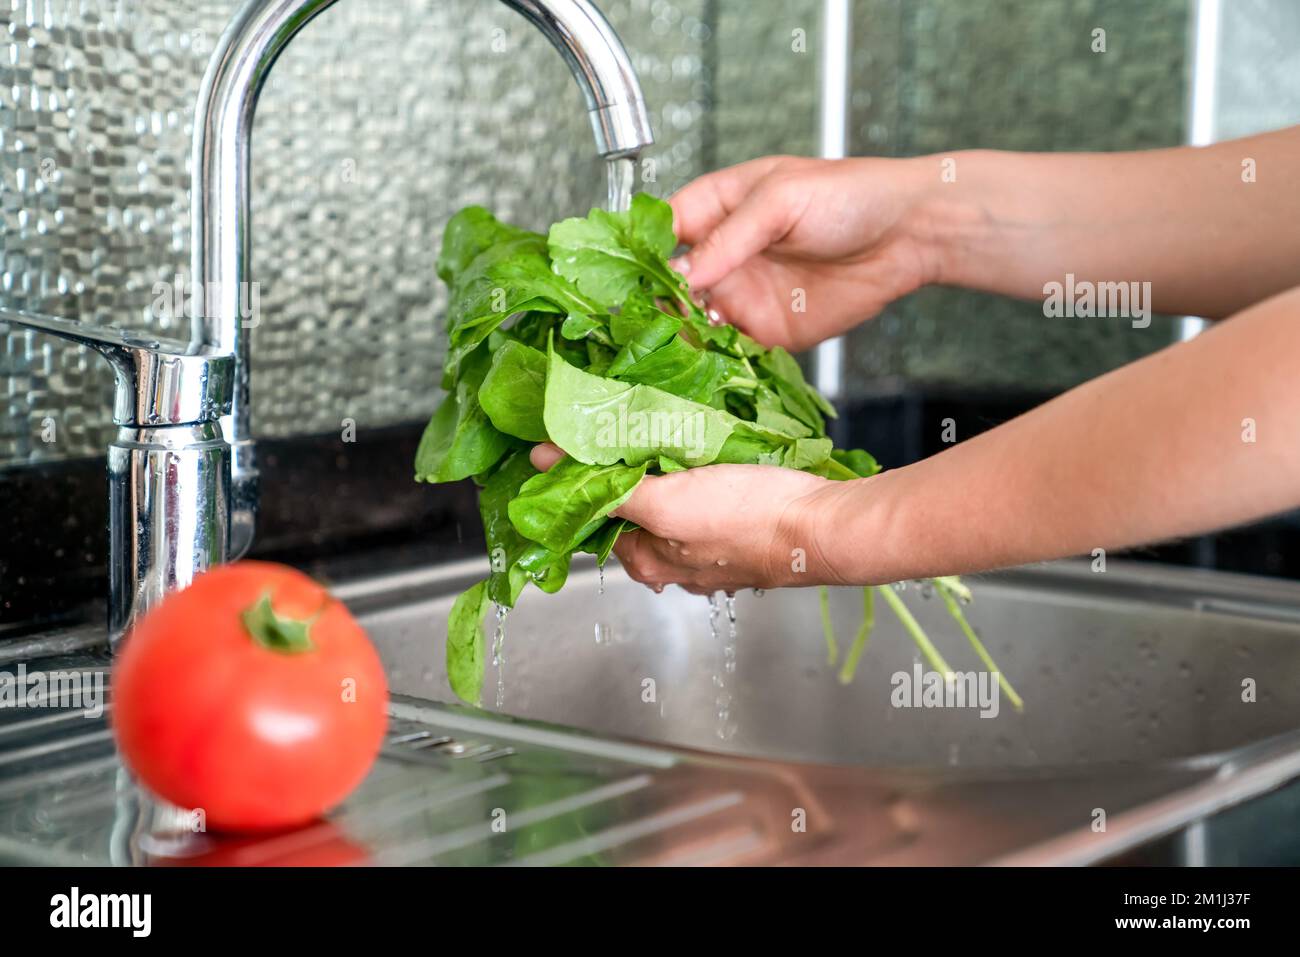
[356,558,1300,770]
[3,556,1299,865]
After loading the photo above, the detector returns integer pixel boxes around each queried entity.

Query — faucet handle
[0,306,234,427]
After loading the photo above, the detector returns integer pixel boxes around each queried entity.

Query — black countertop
[3,389,1297,634]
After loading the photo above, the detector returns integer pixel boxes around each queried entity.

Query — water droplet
[597,563,605,596]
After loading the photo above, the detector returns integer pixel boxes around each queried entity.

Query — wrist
[900,149,1021,291]
[801,471,914,587]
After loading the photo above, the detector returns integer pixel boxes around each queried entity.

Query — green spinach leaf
[420,193,1014,711]
[543,344,740,468]
[446,579,490,704]
[508,455,647,554]
[415,346,509,483]
[479,339,548,443]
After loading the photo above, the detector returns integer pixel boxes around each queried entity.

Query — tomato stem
[242,591,316,654]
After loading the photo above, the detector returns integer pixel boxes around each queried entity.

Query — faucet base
[108,424,231,648]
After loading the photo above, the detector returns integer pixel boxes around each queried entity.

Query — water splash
[491,604,509,709]
[605,155,636,212]
[594,621,611,646]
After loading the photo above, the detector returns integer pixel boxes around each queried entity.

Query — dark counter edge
[3,388,1298,635]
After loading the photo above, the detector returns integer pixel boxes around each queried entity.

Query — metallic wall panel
[2,0,1241,466]
[844,0,1193,393]
[1212,0,1300,140]
[0,0,724,465]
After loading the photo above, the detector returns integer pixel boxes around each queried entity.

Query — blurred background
[3,0,1300,627]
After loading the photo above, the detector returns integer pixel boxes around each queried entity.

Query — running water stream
[491,604,509,709]
[587,157,631,654]
[605,155,636,212]
[708,593,739,741]
[494,160,636,708]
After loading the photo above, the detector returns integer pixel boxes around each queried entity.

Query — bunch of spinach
[417,193,1021,711]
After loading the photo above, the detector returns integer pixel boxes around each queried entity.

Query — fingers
[612,531,741,597]
[528,442,565,472]
[611,530,654,584]
[613,531,693,592]
[669,178,801,292]
[669,156,784,246]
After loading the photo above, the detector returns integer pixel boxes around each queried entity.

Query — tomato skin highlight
[111,561,389,833]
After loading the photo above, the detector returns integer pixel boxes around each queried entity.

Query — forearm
[913,127,1300,318]
[815,286,1300,584]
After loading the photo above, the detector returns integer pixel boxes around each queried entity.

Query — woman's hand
[529,443,848,594]
[668,154,948,351]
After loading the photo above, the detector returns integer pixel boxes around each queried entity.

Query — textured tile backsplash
[845,0,1193,393]
[3,0,1296,469]
[0,0,723,464]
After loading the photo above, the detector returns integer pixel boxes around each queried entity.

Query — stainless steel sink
[359,558,1300,770]
[2,557,1299,865]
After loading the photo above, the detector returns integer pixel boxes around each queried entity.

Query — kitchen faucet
[0,0,653,646]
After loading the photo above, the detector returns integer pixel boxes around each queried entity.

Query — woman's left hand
[529,443,846,594]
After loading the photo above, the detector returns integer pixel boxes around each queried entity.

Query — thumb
[611,472,677,535]
[673,181,796,291]
[528,442,565,472]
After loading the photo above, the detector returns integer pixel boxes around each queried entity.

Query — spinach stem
[818,586,838,666]
[837,586,875,684]
[876,584,953,676]
[822,458,860,481]
[934,579,1024,712]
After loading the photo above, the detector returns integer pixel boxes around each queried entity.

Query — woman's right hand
[668,154,950,351]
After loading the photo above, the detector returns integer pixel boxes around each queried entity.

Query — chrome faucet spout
[191,0,655,559]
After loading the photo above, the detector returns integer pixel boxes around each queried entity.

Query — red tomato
[112,561,389,833]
